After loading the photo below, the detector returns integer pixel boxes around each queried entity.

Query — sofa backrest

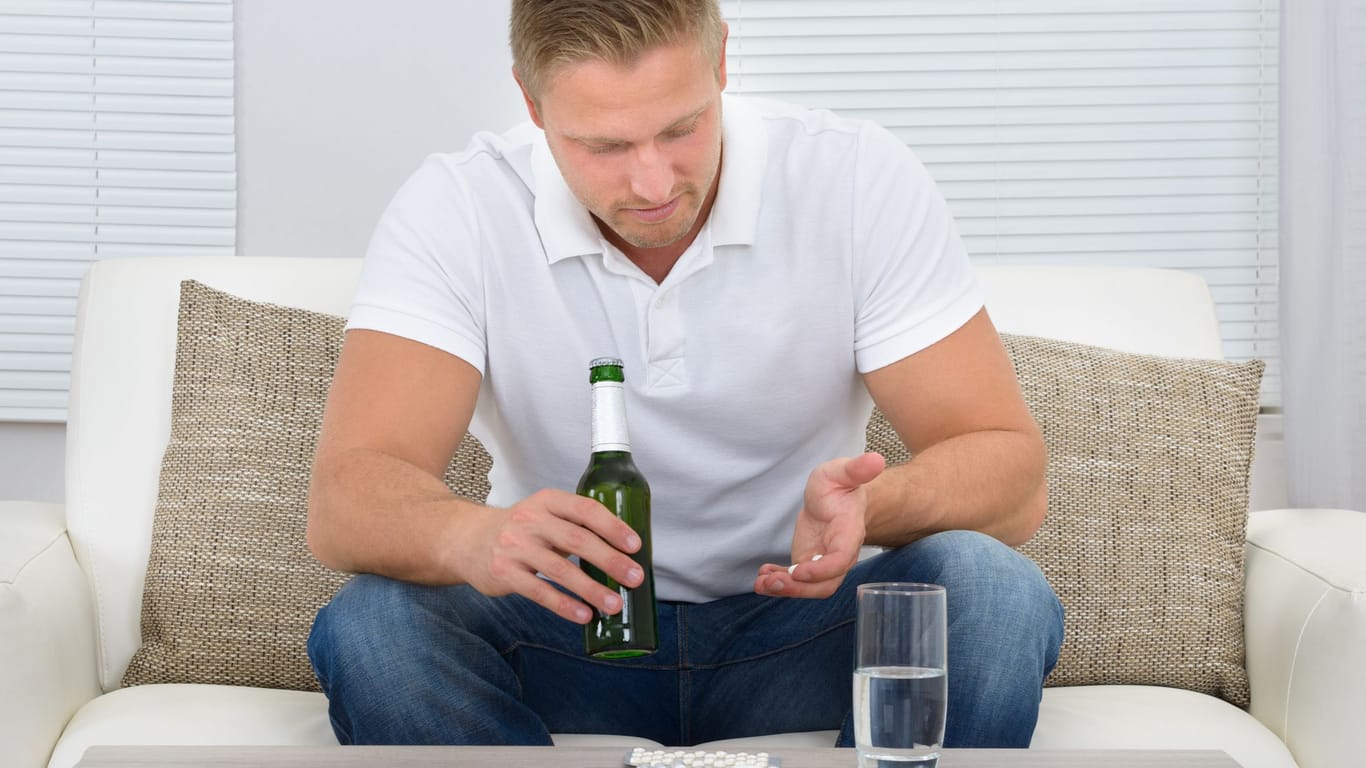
[64,257,1224,692]
[67,257,363,692]
[976,265,1223,359]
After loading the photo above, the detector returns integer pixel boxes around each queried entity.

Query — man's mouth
[626,196,681,224]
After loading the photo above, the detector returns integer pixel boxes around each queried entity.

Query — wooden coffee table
[76,745,1239,767]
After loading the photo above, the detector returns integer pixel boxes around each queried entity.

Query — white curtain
[1280,0,1366,510]
[0,1,236,423]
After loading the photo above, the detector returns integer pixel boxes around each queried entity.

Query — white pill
[787,553,824,574]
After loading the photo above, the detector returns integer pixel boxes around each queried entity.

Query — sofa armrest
[1244,507,1366,768]
[1,500,103,768]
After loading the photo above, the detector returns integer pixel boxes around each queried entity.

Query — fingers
[522,535,633,617]
[789,547,848,585]
[537,491,644,589]
[511,569,599,624]
[550,490,642,556]
[753,549,852,599]
[754,562,796,596]
[753,563,845,599]
[479,489,645,622]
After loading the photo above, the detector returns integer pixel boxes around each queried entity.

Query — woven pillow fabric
[866,333,1264,707]
[122,280,492,691]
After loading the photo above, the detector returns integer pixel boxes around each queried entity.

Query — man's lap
[310,530,1060,746]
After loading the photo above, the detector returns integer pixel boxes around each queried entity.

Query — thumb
[826,451,886,490]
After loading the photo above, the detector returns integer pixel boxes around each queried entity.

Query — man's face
[522,39,727,257]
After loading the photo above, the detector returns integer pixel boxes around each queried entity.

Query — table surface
[76,746,1240,768]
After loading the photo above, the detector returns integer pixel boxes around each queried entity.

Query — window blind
[0,0,235,422]
[722,0,1280,407]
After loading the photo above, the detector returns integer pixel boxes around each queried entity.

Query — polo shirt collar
[531,139,603,265]
[709,93,766,249]
[531,93,768,265]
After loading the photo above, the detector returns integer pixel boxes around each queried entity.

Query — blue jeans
[308,530,1063,748]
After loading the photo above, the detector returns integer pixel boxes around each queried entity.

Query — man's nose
[629,143,675,204]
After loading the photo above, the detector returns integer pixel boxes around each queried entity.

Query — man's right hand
[452,489,645,624]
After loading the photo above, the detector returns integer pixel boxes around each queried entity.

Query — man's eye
[589,144,626,155]
[665,125,697,140]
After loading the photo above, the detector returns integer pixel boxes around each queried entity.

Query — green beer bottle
[576,357,657,658]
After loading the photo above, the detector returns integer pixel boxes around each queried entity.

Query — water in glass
[853,665,946,766]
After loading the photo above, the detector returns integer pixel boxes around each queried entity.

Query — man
[306,0,1063,749]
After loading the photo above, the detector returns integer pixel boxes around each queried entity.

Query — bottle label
[590,380,631,452]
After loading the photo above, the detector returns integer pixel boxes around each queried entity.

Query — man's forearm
[306,447,482,585]
[864,428,1047,548]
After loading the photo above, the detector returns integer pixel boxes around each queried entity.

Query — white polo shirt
[348,94,982,603]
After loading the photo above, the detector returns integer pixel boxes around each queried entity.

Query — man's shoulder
[413,122,539,192]
[733,95,884,141]
[730,94,907,165]
[374,123,543,242]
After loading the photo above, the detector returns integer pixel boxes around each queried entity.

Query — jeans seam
[678,602,690,667]
[505,640,678,670]
[680,669,692,746]
[679,604,691,746]
[689,617,856,670]
[498,643,526,702]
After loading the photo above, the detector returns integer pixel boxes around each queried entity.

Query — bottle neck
[590,379,631,453]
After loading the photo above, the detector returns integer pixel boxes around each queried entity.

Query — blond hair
[511,0,725,99]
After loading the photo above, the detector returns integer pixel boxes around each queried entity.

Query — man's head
[510,1,728,263]
[510,0,725,104]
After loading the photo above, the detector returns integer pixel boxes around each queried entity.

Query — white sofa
[3,256,1364,768]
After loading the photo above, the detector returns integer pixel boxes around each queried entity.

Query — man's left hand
[753,451,886,599]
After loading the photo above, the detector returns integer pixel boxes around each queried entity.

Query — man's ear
[513,67,545,128]
[717,22,729,91]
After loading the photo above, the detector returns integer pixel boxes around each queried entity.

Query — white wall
[0,0,1291,512]
[0,423,64,503]
[0,0,524,505]
[235,0,524,261]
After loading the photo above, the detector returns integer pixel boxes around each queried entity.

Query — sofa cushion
[47,685,337,768]
[121,281,492,691]
[1031,686,1295,768]
[44,684,1295,768]
[867,334,1264,708]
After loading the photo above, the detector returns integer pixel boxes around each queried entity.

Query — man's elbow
[305,475,346,571]
[1001,440,1049,547]
[994,478,1047,548]
[1021,474,1049,542]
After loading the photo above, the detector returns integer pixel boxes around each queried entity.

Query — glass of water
[854,582,947,768]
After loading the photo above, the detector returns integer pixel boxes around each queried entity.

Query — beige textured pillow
[122,281,492,691]
[866,333,1264,708]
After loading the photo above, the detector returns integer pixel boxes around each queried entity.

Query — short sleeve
[850,122,983,373]
[347,155,489,374]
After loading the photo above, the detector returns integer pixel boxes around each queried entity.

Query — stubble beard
[603,186,702,250]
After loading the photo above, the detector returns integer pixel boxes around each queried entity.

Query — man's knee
[881,531,1063,643]
[309,574,443,681]
[316,573,419,634]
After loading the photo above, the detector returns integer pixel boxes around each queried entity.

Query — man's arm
[307,328,480,583]
[862,307,1047,547]
[306,328,644,624]
[754,308,1044,598]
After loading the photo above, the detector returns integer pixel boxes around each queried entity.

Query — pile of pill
[624,748,781,768]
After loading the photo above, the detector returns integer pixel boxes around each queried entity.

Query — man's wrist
[863,461,939,547]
